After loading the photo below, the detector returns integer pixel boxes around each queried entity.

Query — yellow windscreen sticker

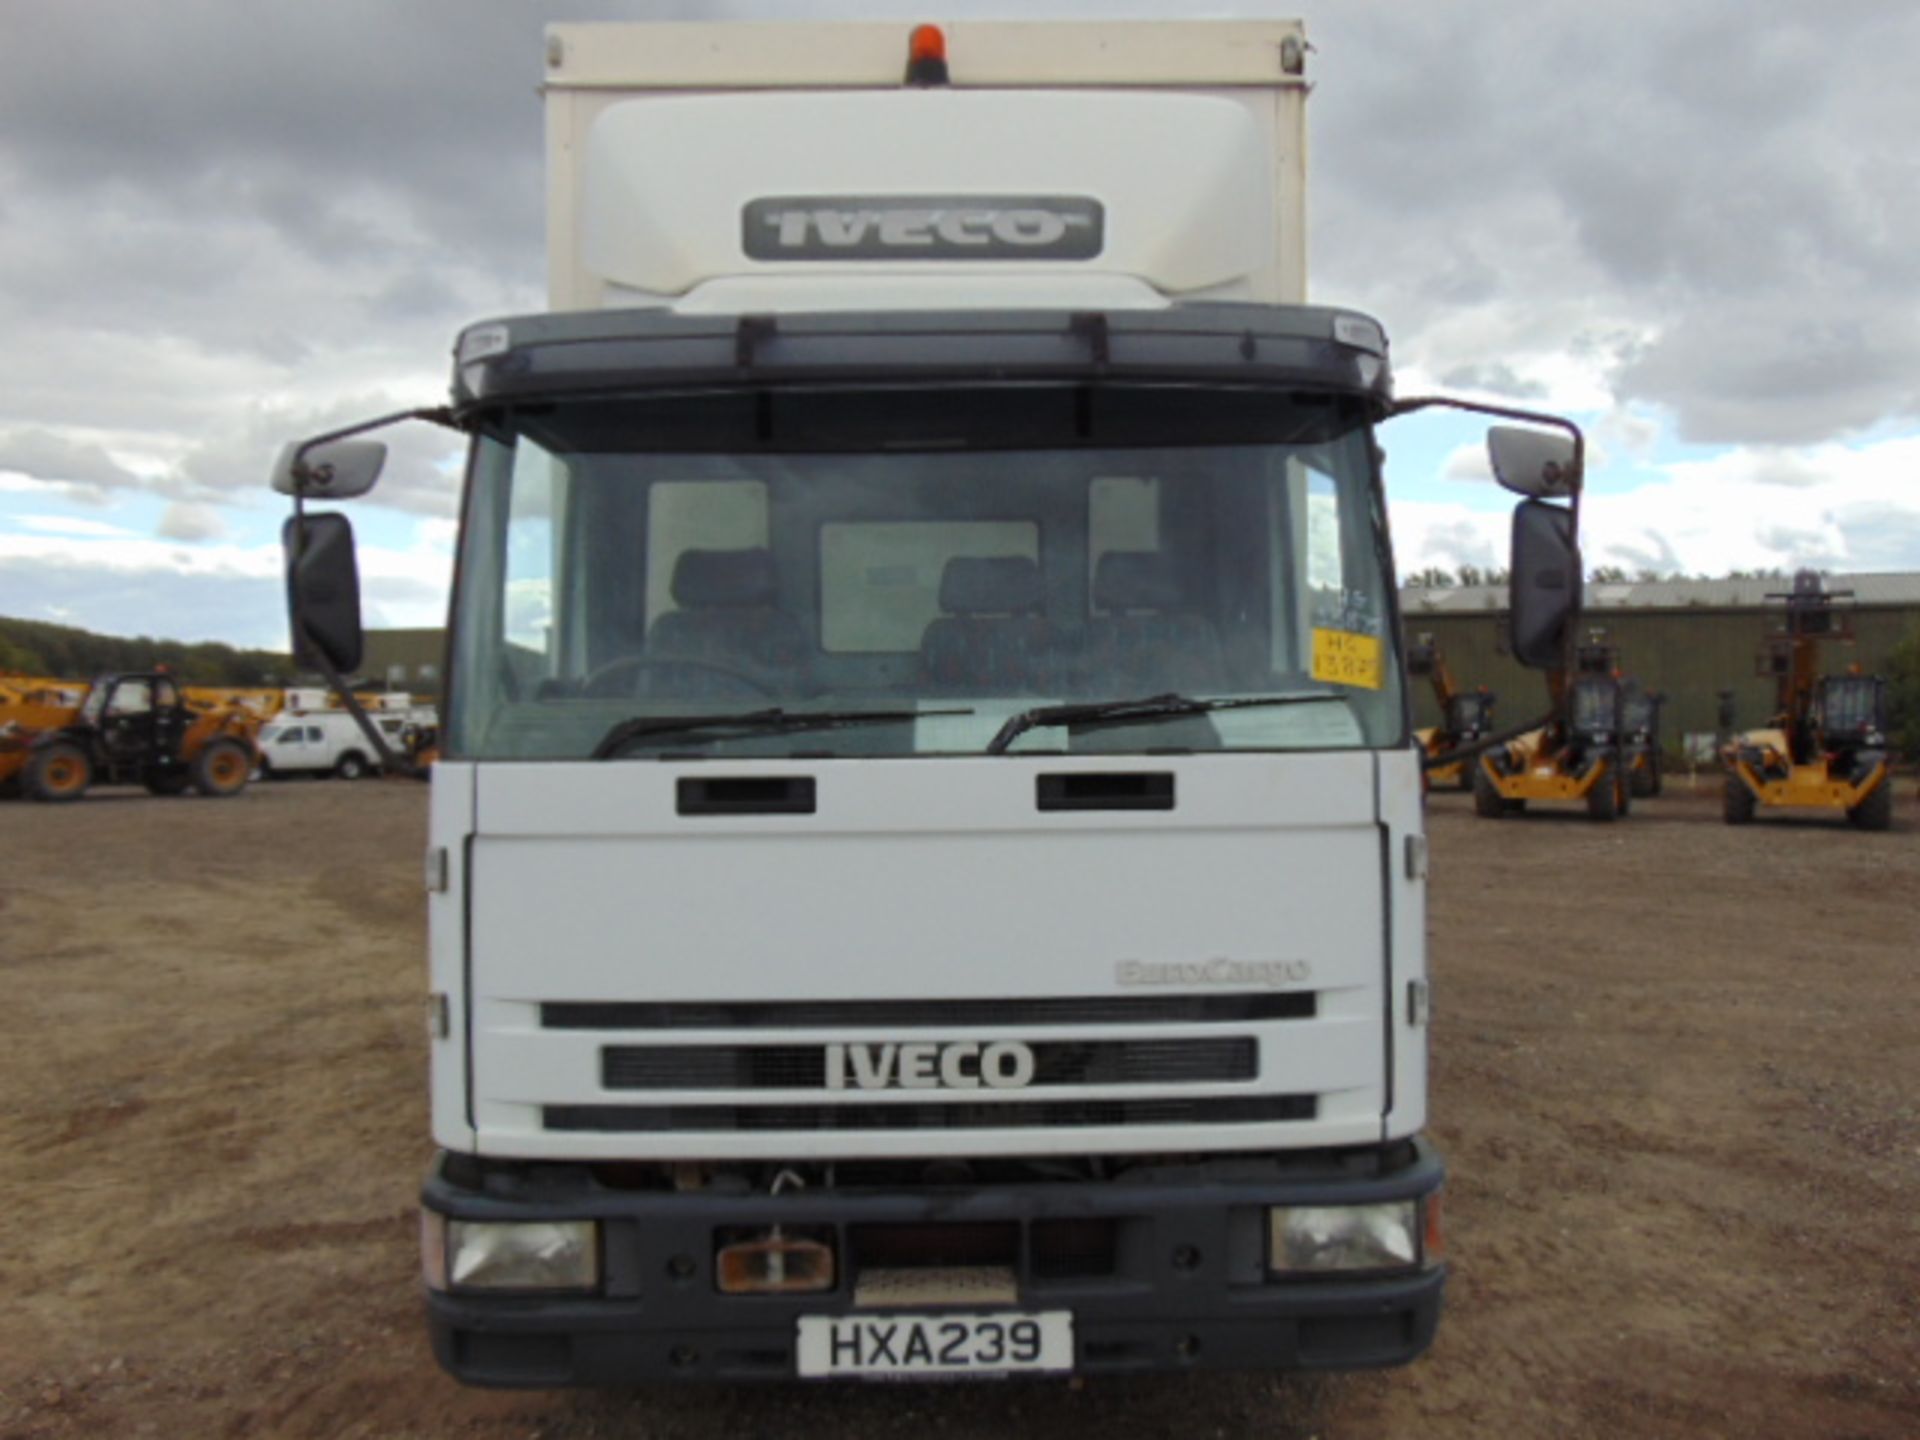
[1311,628,1384,690]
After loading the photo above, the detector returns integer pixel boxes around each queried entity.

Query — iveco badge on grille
[825,1041,1037,1090]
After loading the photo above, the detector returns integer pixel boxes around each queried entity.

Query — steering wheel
[580,655,776,700]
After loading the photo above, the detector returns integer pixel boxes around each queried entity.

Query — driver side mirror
[283,513,364,675]
[1488,426,1579,499]
[1509,499,1580,669]
[271,439,388,500]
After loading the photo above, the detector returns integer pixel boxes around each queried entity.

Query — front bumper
[1483,746,1612,800]
[1729,753,1889,810]
[423,1141,1445,1386]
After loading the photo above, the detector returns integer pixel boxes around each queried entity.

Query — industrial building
[359,627,446,701]
[1402,572,1920,758]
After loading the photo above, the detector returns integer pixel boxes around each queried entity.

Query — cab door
[98,678,158,773]
[150,677,188,764]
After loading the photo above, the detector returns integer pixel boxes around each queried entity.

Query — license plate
[796,1311,1073,1378]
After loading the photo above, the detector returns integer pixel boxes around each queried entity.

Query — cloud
[0,525,453,649]
[0,2,558,556]
[1592,407,1660,460]
[0,429,145,492]
[13,515,140,540]
[11,0,1920,455]
[170,396,466,517]
[1437,363,1547,402]
[1389,503,1507,577]
[1612,303,1920,445]
[0,556,293,652]
[1396,433,1920,580]
[1307,1,1920,444]
[156,502,228,542]
[5,0,1920,646]
[1441,444,1492,484]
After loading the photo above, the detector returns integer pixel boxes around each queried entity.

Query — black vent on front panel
[1036,772,1174,811]
[604,1045,827,1090]
[601,1038,1256,1091]
[677,776,816,815]
[543,1094,1316,1133]
[1029,1037,1255,1085]
[545,993,1315,1031]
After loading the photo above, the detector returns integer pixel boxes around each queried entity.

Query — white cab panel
[1378,746,1429,1140]
[428,762,476,1152]
[462,752,1390,1160]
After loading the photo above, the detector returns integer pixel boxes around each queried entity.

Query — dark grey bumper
[423,1141,1445,1387]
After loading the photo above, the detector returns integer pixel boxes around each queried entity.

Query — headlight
[423,1214,600,1293]
[1268,1201,1421,1274]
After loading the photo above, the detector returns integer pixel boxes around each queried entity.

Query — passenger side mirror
[1488,426,1578,499]
[283,513,365,675]
[271,439,388,500]
[1509,499,1580,669]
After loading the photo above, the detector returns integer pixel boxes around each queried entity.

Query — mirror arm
[289,405,459,494]
[1393,395,1587,680]
[1387,395,1586,496]
[287,600,418,779]
[1421,708,1556,772]
[281,404,456,779]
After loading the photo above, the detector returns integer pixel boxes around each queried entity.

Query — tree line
[1402,564,1806,589]
[0,616,292,686]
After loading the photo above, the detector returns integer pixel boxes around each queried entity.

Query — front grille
[543,1094,1315,1133]
[544,992,1314,1030]
[603,1038,1256,1091]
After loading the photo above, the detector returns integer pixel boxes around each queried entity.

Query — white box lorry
[276,20,1586,1384]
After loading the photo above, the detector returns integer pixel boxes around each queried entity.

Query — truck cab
[277,20,1584,1385]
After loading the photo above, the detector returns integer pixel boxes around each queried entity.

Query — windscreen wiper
[593,707,973,759]
[985,692,1349,755]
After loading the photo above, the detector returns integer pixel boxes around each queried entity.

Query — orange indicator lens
[1423,1192,1446,1263]
[716,1234,836,1295]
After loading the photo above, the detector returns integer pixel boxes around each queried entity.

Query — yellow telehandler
[1723,572,1892,829]
[1407,635,1494,791]
[1474,632,1632,822]
[0,671,261,802]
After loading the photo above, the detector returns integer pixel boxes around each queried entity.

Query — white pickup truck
[255,709,405,779]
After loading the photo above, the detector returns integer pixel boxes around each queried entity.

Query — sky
[3,0,1919,650]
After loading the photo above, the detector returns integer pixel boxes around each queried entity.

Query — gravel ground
[1,775,1915,1439]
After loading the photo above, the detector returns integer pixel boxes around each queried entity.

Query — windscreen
[1818,677,1883,735]
[1570,676,1620,738]
[1445,692,1490,735]
[446,384,1404,760]
[1621,689,1655,732]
